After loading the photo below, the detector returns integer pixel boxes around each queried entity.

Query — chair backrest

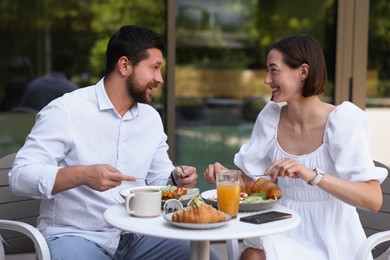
[357,160,390,258]
[0,153,40,254]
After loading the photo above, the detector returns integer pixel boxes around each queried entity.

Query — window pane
[175,0,337,191]
[366,0,390,108]
[0,1,166,158]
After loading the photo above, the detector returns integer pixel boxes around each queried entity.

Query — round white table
[104,204,300,260]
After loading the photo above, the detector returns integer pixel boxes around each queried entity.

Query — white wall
[367,108,390,167]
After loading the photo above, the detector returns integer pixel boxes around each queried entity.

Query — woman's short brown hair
[269,34,327,97]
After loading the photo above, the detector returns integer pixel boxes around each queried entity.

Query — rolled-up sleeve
[9,99,71,199]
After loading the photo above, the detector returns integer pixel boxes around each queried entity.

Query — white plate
[120,186,199,206]
[201,189,278,212]
[164,212,231,229]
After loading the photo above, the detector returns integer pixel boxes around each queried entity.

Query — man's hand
[53,164,135,194]
[173,166,198,188]
[84,164,136,191]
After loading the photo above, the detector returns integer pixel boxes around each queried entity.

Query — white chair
[0,153,51,260]
[356,230,390,260]
[356,161,390,260]
[226,239,240,260]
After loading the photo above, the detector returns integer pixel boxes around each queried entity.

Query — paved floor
[4,241,233,260]
[5,242,390,260]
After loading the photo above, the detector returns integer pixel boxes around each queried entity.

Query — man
[19,52,78,112]
[9,25,219,260]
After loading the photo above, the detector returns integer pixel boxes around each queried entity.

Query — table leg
[190,240,210,260]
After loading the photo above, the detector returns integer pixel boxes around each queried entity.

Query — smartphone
[240,211,292,224]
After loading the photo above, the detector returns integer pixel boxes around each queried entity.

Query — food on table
[240,192,270,204]
[240,178,282,199]
[207,191,273,204]
[206,192,248,202]
[161,185,199,201]
[161,186,187,200]
[240,192,248,201]
[172,197,226,223]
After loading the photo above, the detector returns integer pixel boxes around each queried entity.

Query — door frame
[335,0,369,108]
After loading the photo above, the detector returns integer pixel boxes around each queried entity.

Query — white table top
[104,203,301,241]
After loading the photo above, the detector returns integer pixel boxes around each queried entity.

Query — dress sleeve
[326,102,387,183]
[234,102,280,177]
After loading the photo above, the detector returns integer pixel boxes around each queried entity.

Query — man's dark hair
[269,34,328,97]
[105,25,166,76]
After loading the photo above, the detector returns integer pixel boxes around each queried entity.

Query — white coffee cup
[125,188,162,217]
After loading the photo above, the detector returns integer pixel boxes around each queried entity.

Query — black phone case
[240,211,292,224]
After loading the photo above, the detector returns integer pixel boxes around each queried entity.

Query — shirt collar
[96,78,113,111]
[95,77,139,119]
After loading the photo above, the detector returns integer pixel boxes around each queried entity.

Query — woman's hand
[265,158,383,212]
[264,157,315,182]
[203,162,227,185]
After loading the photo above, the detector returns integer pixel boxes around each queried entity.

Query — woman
[203,34,388,260]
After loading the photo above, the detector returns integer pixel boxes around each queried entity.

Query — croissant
[172,197,226,223]
[240,178,282,199]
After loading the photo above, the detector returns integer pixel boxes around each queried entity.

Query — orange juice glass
[216,169,241,218]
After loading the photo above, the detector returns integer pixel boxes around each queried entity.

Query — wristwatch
[309,168,325,185]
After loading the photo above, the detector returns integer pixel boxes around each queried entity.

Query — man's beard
[126,73,157,104]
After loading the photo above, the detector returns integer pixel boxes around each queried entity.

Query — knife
[135,178,170,181]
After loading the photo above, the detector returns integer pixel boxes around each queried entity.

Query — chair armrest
[0,219,51,260]
[226,239,240,260]
[355,230,390,260]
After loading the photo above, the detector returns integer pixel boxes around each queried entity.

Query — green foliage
[1,0,388,96]
[251,0,336,49]
[0,0,166,82]
[368,0,390,68]
[88,0,166,76]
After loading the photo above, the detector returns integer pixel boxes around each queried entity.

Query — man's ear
[118,56,132,76]
[300,63,309,81]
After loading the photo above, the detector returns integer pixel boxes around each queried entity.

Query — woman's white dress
[234,101,388,260]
